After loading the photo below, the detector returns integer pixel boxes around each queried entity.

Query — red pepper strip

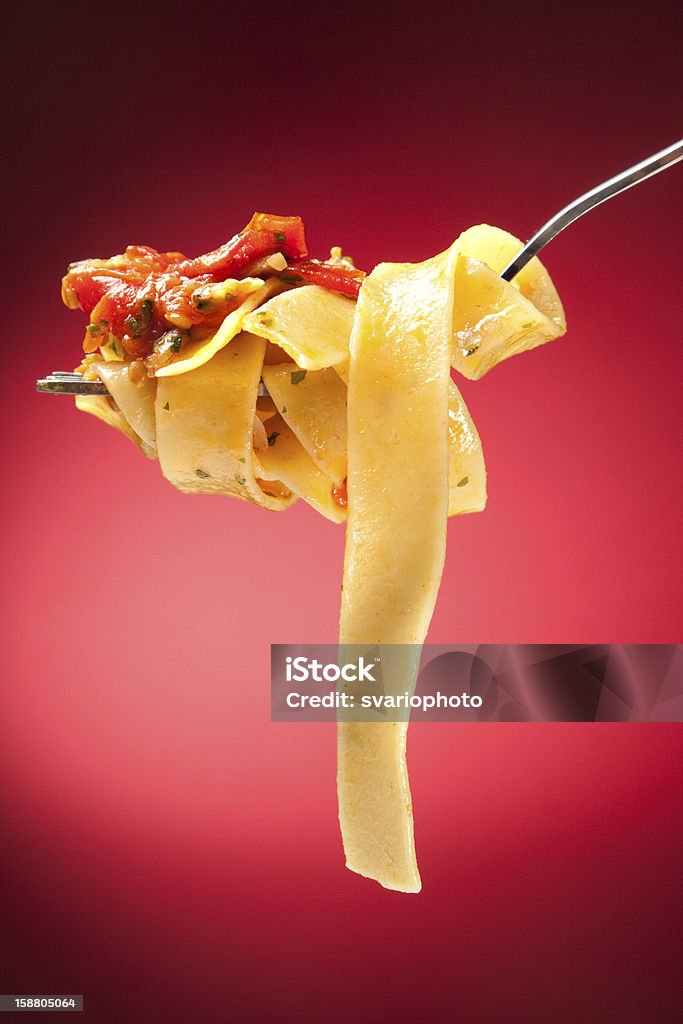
[62,247,180,317]
[284,259,365,297]
[178,212,308,279]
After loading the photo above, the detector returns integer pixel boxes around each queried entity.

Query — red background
[1,2,681,1021]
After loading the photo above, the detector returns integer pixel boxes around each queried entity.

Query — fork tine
[36,373,110,396]
[37,371,270,397]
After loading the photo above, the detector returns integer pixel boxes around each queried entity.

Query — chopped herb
[192,287,215,311]
[521,322,534,329]
[282,405,287,414]
[235,473,246,485]
[457,476,469,487]
[99,319,109,327]
[274,231,287,244]
[291,370,307,385]
[238,457,246,463]
[163,401,170,411]
[224,292,236,302]
[125,298,154,338]
[267,431,280,447]
[86,324,102,337]
[153,328,185,356]
[195,469,210,478]
[257,312,274,327]
[464,345,479,357]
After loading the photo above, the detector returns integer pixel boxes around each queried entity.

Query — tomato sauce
[62,212,366,359]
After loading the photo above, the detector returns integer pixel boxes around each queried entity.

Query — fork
[37,138,683,399]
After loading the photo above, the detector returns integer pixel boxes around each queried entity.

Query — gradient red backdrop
[2,3,682,1022]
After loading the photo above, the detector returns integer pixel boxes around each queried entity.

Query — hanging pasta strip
[338,246,459,893]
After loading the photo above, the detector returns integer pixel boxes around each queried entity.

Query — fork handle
[501,138,683,282]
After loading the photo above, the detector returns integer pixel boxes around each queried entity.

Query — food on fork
[60,212,566,891]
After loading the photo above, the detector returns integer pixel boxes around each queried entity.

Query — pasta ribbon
[261,365,348,486]
[454,224,566,330]
[255,414,346,524]
[447,380,486,516]
[155,332,294,510]
[450,225,565,380]
[92,362,158,450]
[243,284,355,369]
[75,394,158,460]
[338,248,457,893]
[155,279,282,378]
[337,227,563,891]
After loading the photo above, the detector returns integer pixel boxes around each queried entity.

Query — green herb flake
[238,457,246,463]
[267,431,280,447]
[291,370,307,385]
[170,333,183,353]
[163,401,170,411]
[464,345,479,357]
[274,231,287,244]
[282,405,287,414]
[86,324,102,337]
[521,322,534,330]
[125,299,154,338]
[192,288,213,311]
[456,476,469,487]
[195,469,210,478]
[235,473,246,485]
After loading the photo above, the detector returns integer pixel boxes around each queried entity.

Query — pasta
[62,213,565,892]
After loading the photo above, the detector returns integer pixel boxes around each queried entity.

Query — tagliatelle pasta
[338,249,457,892]
[243,284,356,370]
[62,214,565,892]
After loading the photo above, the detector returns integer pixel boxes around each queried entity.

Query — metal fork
[37,138,682,399]
[35,369,269,397]
[500,137,682,280]
[36,370,110,396]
